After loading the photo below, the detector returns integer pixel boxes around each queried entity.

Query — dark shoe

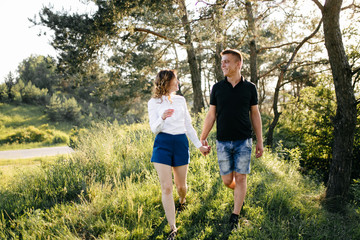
[240,201,245,213]
[167,229,177,240]
[176,202,187,213]
[229,213,239,230]
[176,198,187,212]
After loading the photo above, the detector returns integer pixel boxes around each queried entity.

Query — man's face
[221,54,241,77]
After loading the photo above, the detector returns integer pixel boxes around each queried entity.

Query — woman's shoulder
[173,95,187,104]
[148,97,162,105]
[173,94,185,100]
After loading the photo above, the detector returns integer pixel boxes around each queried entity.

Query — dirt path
[0,146,74,160]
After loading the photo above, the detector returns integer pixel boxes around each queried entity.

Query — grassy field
[0,103,73,151]
[0,121,359,239]
[0,155,63,188]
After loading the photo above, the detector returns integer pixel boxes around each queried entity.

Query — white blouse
[148,95,202,148]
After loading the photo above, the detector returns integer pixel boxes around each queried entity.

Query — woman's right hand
[162,109,175,120]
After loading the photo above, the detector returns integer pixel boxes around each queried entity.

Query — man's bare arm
[250,105,264,158]
[200,105,216,145]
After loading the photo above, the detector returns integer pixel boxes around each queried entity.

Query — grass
[0,121,359,239]
[0,142,68,151]
[0,155,64,166]
[0,103,73,151]
[0,155,62,189]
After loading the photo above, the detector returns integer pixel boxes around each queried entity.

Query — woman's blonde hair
[152,69,177,99]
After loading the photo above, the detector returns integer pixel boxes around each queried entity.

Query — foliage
[1,126,50,144]
[0,121,359,239]
[68,127,88,149]
[275,77,336,181]
[46,94,82,123]
[17,55,60,92]
[350,179,360,206]
[0,103,73,150]
[0,84,7,102]
[0,125,69,145]
[2,72,16,101]
[35,1,175,74]
[6,79,49,105]
[275,76,360,183]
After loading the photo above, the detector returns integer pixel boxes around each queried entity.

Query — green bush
[0,125,69,145]
[0,84,8,102]
[46,94,82,122]
[350,179,360,206]
[10,80,25,103]
[8,80,49,105]
[69,127,88,149]
[50,130,69,144]
[22,81,49,105]
[2,126,50,144]
[275,78,336,182]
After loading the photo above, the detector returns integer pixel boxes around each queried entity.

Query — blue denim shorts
[151,132,190,167]
[216,138,252,175]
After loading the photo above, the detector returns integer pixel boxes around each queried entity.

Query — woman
[148,70,209,239]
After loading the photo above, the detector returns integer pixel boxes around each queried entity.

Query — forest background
[0,0,360,234]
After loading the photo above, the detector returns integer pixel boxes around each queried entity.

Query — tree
[3,72,16,100]
[17,55,59,92]
[312,0,359,208]
[35,0,206,112]
[245,0,258,86]
[178,0,205,112]
[266,19,323,148]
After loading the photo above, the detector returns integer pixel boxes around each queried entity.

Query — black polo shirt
[210,76,258,141]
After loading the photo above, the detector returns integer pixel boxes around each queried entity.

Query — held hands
[199,139,211,156]
[162,109,174,120]
[199,145,211,156]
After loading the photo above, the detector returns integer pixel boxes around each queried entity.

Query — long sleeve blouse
[148,95,202,148]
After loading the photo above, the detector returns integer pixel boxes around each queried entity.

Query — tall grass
[0,121,359,239]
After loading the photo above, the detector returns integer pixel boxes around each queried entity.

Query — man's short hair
[220,49,243,62]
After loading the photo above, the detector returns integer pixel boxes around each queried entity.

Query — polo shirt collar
[224,76,244,86]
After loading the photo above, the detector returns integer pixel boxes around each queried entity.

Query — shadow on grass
[179,177,234,240]
[148,217,168,239]
[241,158,360,240]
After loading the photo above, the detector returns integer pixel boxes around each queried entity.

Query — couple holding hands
[148,49,263,239]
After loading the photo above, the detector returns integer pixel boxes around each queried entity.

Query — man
[200,49,263,229]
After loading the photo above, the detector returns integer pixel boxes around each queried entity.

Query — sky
[0,1,96,83]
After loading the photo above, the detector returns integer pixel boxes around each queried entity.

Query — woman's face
[168,76,179,93]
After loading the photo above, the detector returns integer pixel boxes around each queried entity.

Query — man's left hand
[255,142,263,158]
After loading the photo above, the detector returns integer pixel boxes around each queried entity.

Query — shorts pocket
[246,138,253,149]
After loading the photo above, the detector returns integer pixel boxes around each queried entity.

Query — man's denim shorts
[216,138,252,175]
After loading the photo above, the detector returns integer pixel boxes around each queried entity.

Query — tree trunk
[214,0,224,82]
[215,43,224,82]
[266,71,283,147]
[178,0,204,113]
[322,0,357,207]
[245,1,258,86]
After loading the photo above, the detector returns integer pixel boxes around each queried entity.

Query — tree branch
[283,18,323,71]
[312,0,324,11]
[341,2,360,11]
[257,41,301,52]
[352,66,360,75]
[259,62,286,79]
[196,0,228,7]
[133,27,185,46]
